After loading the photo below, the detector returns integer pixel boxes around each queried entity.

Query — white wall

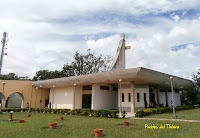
[168,92,181,107]
[135,86,149,108]
[50,86,82,109]
[92,84,117,110]
[160,92,166,106]
[118,84,149,111]
[120,87,131,109]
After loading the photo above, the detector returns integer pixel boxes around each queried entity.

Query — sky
[0,0,200,80]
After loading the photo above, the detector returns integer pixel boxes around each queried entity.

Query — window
[113,87,118,91]
[128,93,131,102]
[100,86,110,90]
[83,85,92,90]
[160,89,165,92]
[144,93,146,102]
[137,93,140,102]
[149,88,153,92]
[122,93,124,102]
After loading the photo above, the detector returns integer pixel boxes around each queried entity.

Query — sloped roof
[32,67,193,89]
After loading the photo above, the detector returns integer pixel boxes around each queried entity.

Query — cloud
[0,0,200,80]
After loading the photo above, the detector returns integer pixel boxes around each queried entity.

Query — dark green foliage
[1,108,122,118]
[0,73,19,80]
[70,109,76,115]
[181,72,200,107]
[135,105,193,117]
[92,110,101,117]
[110,110,119,118]
[99,109,110,117]
[74,109,81,115]
[32,49,112,81]
[121,111,127,118]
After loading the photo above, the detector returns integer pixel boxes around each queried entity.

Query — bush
[80,109,92,116]
[135,105,193,117]
[121,111,127,118]
[74,109,81,115]
[0,108,121,118]
[110,110,119,118]
[70,109,76,115]
[99,110,110,117]
[92,110,101,117]
[51,109,58,114]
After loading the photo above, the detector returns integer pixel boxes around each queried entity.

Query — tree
[65,49,111,76]
[181,71,200,107]
[0,73,19,80]
[32,49,112,81]
[32,70,62,81]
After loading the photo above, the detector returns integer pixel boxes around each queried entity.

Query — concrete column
[157,87,160,106]
[130,82,135,113]
[91,84,96,109]
[165,89,168,107]
[2,99,6,108]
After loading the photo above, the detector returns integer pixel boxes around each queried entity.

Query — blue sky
[0,0,200,79]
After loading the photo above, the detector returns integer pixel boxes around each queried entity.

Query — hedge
[135,105,193,117]
[1,108,123,118]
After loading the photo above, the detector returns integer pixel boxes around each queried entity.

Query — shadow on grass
[117,123,134,127]
[41,125,64,130]
[91,134,106,137]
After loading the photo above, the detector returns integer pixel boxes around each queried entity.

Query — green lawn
[0,112,200,138]
[145,108,200,120]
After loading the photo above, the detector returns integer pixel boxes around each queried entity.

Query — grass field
[0,112,200,138]
[146,108,200,120]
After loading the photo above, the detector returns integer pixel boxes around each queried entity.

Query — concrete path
[131,117,200,122]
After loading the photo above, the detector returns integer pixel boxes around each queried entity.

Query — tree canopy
[32,49,112,81]
[181,70,200,107]
[0,73,19,80]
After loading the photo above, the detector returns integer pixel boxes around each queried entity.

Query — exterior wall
[119,84,131,111]
[92,84,117,110]
[160,92,166,106]
[119,83,149,112]
[49,86,82,109]
[134,85,149,110]
[168,92,181,107]
[0,80,49,109]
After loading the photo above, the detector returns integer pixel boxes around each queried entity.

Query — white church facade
[32,34,193,112]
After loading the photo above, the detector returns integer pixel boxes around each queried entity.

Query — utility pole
[0,32,8,75]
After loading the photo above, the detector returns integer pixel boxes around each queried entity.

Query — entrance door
[82,94,92,109]
[150,93,155,102]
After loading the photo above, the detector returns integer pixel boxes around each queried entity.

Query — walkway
[131,117,200,123]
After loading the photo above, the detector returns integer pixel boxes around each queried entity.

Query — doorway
[150,93,155,102]
[82,94,92,109]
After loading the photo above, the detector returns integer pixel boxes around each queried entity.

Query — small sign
[64,93,68,96]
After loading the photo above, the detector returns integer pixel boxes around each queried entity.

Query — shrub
[80,109,92,116]
[92,110,101,117]
[51,109,58,114]
[70,109,76,115]
[75,109,81,115]
[65,109,71,115]
[99,110,110,117]
[121,111,127,118]
[135,105,193,117]
[110,110,119,118]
